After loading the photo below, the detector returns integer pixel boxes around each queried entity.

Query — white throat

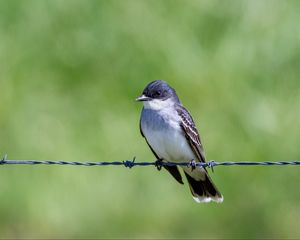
[143,98,175,111]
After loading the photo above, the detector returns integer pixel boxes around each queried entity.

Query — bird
[136,80,223,203]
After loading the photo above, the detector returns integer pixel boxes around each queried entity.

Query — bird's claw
[155,158,163,171]
[189,159,197,171]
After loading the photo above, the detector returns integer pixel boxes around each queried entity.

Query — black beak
[136,95,151,102]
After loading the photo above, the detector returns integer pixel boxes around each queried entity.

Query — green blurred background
[1,0,300,238]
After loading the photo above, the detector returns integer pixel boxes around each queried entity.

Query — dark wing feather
[139,114,183,184]
[176,104,206,163]
[162,165,184,184]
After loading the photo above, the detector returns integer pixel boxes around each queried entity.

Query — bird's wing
[176,104,206,163]
[139,112,183,184]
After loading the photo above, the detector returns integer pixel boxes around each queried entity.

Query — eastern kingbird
[136,80,223,203]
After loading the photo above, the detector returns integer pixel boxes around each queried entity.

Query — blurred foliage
[0,0,300,238]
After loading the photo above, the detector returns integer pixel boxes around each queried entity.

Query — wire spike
[207,160,215,173]
[0,154,7,164]
[123,157,135,168]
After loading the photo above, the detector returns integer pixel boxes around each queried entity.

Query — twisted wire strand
[1,155,300,169]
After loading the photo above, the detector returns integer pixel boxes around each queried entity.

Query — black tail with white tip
[184,171,223,203]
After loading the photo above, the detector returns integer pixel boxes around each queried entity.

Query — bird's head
[136,80,180,110]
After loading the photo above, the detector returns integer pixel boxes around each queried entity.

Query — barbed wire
[1,154,300,171]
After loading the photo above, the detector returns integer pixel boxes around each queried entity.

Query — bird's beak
[136,94,151,102]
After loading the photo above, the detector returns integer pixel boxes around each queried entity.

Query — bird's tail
[184,170,223,203]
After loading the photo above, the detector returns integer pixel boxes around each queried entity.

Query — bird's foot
[155,158,163,171]
[189,159,197,171]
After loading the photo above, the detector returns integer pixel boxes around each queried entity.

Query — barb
[1,154,300,169]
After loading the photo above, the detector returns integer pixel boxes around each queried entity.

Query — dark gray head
[136,80,180,103]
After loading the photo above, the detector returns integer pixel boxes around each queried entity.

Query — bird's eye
[155,90,161,96]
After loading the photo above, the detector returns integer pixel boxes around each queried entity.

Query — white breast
[141,106,196,162]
